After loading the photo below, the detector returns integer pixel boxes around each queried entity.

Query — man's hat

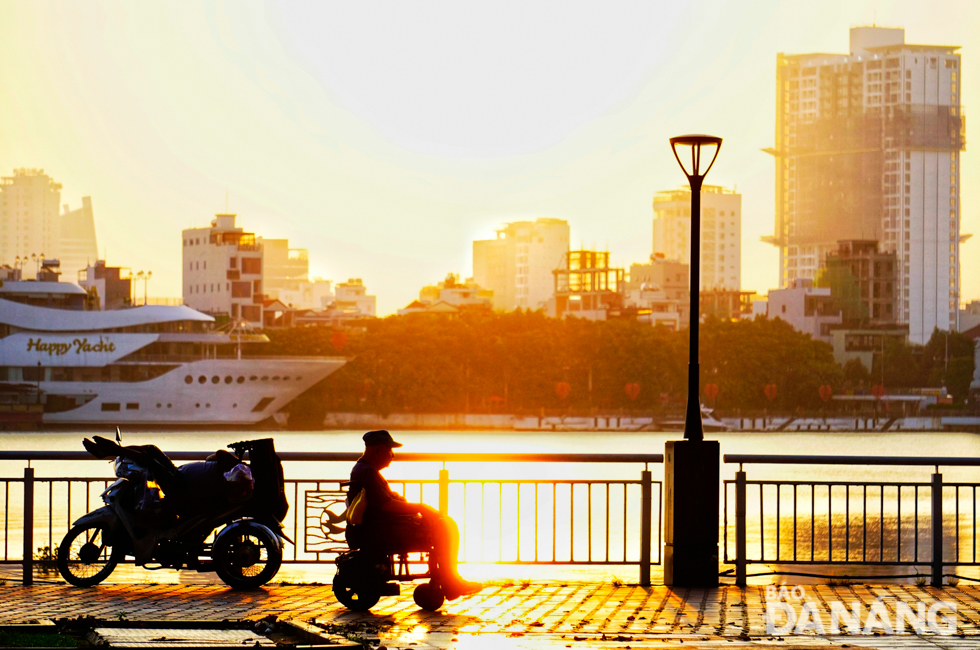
[363,429,403,448]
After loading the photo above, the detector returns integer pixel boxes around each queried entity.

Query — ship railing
[724,454,980,587]
[0,451,662,586]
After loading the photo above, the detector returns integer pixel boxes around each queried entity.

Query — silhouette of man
[346,430,480,598]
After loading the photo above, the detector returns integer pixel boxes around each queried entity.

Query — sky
[1,0,978,316]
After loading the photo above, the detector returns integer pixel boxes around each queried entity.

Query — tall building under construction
[766,27,966,344]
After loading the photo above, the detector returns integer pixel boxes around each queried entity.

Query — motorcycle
[57,435,290,589]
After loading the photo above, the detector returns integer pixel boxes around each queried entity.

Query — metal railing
[0,451,662,586]
[724,454,980,587]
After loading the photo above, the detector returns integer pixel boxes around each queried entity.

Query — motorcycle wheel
[57,523,122,587]
[332,571,381,611]
[413,581,445,611]
[212,523,282,590]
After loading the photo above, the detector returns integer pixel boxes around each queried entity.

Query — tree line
[252,312,975,426]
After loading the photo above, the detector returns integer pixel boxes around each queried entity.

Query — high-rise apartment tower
[767,27,966,343]
[0,169,62,268]
[653,185,741,291]
[473,218,570,311]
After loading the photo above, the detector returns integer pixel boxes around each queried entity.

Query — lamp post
[663,133,722,587]
[669,134,722,440]
[136,270,152,306]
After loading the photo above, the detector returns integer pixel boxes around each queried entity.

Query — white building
[0,169,62,268]
[258,238,308,298]
[181,214,264,324]
[766,278,843,343]
[628,254,690,328]
[398,274,493,316]
[652,185,741,291]
[334,278,376,317]
[276,278,334,311]
[768,27,965,344]
[625,288,682,330]
[60,197,99,282]
[472,218,570,311]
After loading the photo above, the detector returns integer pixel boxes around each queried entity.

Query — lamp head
[669,134,722,181]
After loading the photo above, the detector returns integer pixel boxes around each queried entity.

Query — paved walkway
[4,582,980,648]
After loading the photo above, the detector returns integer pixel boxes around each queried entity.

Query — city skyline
[1,1,979,316]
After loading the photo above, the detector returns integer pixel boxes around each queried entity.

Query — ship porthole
[272,376,280,381]
[224,376,233,384]
[283,376,290,381]
[156,403,162,408]
[233,403,237,408]
[195,403,200,408]
[296,376,303,380]
[211,376,220,384]
[206,403,211,408]
[198,376,206,384]
[167,403,172,408]
[184,376,193,384]
[236,376,245,384]
[249,376,258,381]
[261,376,269,381]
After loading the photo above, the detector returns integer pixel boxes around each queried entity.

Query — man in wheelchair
[346,430,482,600]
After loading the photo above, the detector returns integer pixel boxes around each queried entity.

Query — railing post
[23,466,34,586]
[932,470,943,587]
[438,467,449,516]
[735,469,746,588]
[639,468,652,587]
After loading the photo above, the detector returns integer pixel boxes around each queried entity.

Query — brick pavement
[4,582,980,648]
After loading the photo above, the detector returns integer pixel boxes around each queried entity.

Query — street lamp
[662,133,723,588]
[136,270,152,306]
[669,134,722,442]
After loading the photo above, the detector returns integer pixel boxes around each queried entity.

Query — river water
[2,429,979,586]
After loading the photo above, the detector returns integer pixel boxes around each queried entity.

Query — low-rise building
[820,240,899,326]
[959,301,980,334]
[552,250,624,321]
[398,274,492,316]
[334,278,376,317]
[78,260,133,310]
[275,278,334,311]
[767,278,842,343]
[701,289,757,321]
[624,287,682,330]
[628,254,689,328]
[182,214,264,325]
[830,325,910,370]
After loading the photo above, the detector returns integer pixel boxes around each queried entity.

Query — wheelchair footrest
[380,582,401,597]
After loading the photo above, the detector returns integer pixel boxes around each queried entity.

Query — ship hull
[35,357,344,426]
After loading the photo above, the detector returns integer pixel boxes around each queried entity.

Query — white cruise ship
[0,278,345,426]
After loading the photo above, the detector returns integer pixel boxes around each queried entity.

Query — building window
[241,257,261,274]
[231,281,251,298]
[101,403,120,412]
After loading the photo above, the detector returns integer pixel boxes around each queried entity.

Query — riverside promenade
[3,582,980,648]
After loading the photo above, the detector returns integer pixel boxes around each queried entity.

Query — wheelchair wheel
[332,571,381,611]
[413,581,445,611]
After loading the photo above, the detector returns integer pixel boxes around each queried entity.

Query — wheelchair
[332,545,445,612]
[321,484,446,612]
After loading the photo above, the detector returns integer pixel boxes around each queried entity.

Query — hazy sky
[2,0,978,315]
